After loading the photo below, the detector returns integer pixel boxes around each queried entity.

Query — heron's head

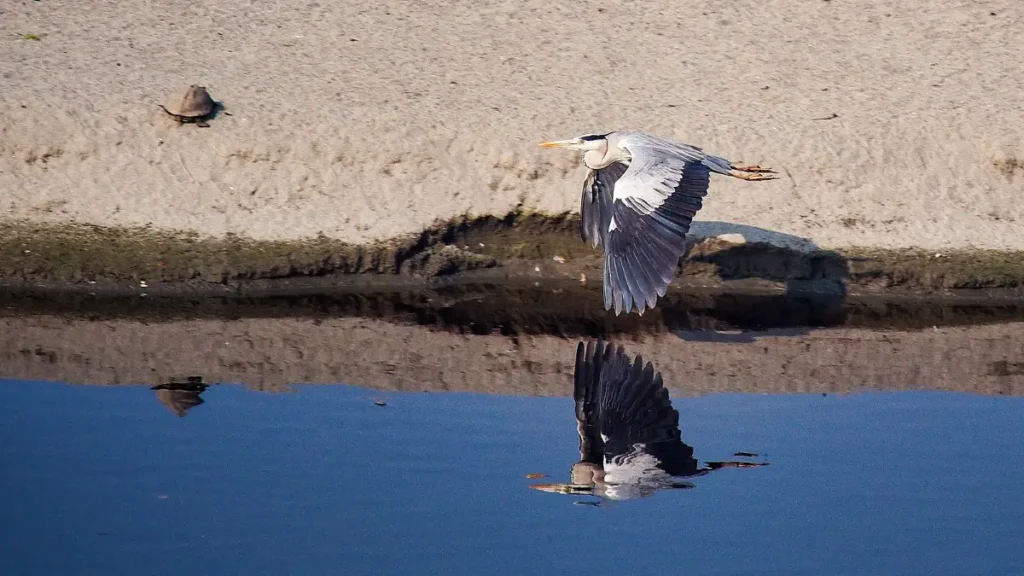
[539,133,608,152]
[539,134,612,169]
[529,483,595,496]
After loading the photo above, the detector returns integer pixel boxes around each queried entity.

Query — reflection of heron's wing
[573,340,610,465]
[594,343,699,479]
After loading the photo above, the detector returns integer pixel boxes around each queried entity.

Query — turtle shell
[163,85,214,118]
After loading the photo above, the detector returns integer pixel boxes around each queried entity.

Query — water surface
[1,380,1022,575]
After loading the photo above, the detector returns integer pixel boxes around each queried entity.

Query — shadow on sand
[676,221,851,342]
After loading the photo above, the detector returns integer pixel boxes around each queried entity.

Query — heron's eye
[579,134,606,142]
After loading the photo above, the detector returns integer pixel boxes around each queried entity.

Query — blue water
[1,380,1022,576]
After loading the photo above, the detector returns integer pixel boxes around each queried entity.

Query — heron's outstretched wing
[600,133,722,315]
[571,339,698,480]
[580,162,626,249]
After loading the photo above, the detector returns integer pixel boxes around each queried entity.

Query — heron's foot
[729,169,778,181]
[731,163,776,173]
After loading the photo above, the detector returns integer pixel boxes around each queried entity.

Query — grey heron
[529,339,766,503]
[539,130,776,316]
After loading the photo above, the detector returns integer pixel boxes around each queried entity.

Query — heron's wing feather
[573,339,611,464]
[601,151,710,315]
[580,163,626,249]
[613,130,734,175]
[594,343,698,479]
[612,137,711,218]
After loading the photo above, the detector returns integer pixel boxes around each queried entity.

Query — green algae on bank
[0,220,495,283]
[843,248,1024,290]
[2,214,1024,295]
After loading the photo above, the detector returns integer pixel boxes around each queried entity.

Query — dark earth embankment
[4,213,1024,301]
[3,214,1024,398]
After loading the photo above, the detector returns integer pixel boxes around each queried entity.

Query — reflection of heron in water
[530,340,766,504]
[151,377,209,418]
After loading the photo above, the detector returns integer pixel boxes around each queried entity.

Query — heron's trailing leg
[731,163,775,173]
[730,162,777,181]
[728,168,777,181]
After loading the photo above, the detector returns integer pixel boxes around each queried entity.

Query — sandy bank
[2,315,1022,397]
[3,0,1023,252]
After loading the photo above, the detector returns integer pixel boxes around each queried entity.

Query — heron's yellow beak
[539,138,583,149]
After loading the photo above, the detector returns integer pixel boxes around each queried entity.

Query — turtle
[159,84,217,127]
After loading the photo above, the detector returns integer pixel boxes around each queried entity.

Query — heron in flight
[539,130,776,315]
[529,339,766,503]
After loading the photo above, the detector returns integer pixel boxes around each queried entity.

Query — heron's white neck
[582,140,629,170]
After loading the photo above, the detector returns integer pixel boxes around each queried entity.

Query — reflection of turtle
[151,376,209,417]
[159,85,216,127]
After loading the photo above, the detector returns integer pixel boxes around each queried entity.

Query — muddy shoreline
[4,216,1024,300]
[3,314,1022,398]
[4,279,1024,336]
[4,217,1024,398]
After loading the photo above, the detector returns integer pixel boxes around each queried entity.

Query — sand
[2,0,1023,252]
[2,315,1022,397]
